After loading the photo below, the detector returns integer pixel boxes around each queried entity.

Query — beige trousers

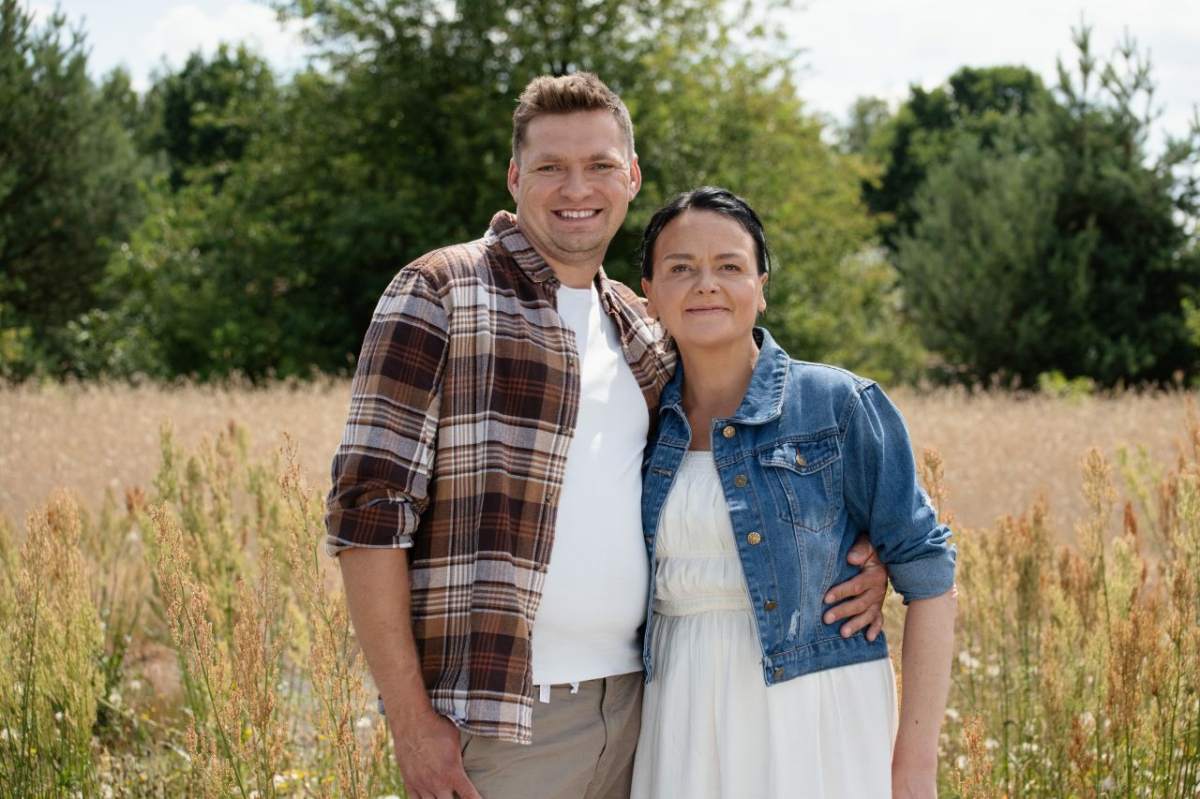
[459,671,644,799]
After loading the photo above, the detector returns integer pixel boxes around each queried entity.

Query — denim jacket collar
[659,327,790,427]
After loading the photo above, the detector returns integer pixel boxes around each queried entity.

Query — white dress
[631,451,898,799]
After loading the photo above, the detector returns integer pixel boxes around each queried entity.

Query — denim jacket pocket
[759,437,842,533]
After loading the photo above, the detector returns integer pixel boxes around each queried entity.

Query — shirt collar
[660,327,789,426]
[484,210,624,305]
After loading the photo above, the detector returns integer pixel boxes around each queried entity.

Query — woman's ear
[641,278,657,319]
[758,272,768,313]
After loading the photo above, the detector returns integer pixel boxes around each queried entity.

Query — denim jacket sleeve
[842,383,956,603]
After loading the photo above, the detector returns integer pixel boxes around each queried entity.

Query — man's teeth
[558,210,597,218]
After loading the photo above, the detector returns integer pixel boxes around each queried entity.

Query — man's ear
[641,277,656,319]
[507,159,520,203]
[628,155,642,200]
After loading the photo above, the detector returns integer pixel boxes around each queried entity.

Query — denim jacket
[641,328,956,686]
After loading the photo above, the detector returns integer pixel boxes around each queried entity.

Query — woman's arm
[892,587,958,799]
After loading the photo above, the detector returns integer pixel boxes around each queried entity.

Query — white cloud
[140,2,311,89]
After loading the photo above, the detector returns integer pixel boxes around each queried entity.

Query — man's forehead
[522,111,631,158]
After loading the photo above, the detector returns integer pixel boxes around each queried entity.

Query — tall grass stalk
[941,411,1200,796]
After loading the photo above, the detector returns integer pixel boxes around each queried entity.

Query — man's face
[507,109,641,287]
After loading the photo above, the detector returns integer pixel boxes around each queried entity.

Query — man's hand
[822,533,889,641]
[390,708,481,799]
[339,549,481,799]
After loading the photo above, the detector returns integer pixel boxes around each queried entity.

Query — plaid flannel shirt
[326,211,674,744]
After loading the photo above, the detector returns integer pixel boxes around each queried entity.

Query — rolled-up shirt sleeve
[842,383,956,603]
[325,266,448,555]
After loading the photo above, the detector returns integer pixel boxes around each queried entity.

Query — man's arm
[328,265,480,797]
[340,549,480,799]
[823,532,889,641]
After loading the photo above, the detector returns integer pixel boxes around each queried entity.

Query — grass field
[2,380,1194,534]
[1,382,1198,796]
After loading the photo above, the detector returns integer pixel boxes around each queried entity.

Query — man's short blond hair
[512,72,635,166]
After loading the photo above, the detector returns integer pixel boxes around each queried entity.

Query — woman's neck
[678,337,760,446]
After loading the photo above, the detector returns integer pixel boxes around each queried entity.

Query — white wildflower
[108,691,122,707]
[356,715,373,730]
[985,738,999,752]
[944,707,960,722]
[986,665,1001,678]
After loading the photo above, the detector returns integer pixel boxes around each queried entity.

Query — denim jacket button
[795,452,808,467]
[722,425,736,439]
[773,667,785,681]
[746,531,762,545]
[733,474,748,488]
[764,600,778,611]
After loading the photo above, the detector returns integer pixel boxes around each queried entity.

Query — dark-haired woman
[629,188,957,799]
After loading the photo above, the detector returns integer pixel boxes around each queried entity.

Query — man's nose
[560,167,593,199]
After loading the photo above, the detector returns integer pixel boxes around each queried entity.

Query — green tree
[867,65,1048,248]
[87,0,914,381]
[145,44,279,190]
[895,27,1200,386]
[0,0,145,377]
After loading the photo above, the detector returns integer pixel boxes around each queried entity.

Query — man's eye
[537,165,561,173]
[593,163,614,171]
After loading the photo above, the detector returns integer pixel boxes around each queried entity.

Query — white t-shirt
[530,284,650,686]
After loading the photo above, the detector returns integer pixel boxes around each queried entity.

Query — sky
[28,0,1200,146]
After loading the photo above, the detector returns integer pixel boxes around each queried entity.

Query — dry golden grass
[0,380,350,530]
[894,387,1198,537]
[2,380,1196,535]
[3,380,1199,795]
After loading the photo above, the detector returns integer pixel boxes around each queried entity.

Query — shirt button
[733,475,748,488]
[773,667,785,681]
[764,600,778,611]
[795,453,808,467]
[746,531,762,545]
[722,425,736,439]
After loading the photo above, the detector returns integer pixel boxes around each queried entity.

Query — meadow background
[3,0,1200,794]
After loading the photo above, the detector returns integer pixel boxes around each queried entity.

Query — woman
[630,188,957,799]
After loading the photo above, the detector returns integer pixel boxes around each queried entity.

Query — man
[326,72,888,799]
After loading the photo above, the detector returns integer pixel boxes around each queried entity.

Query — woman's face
[641,209,767,352]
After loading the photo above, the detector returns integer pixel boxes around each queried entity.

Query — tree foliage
[894,26,1200,386]
[0,0,145,377]
[83,0,902,380]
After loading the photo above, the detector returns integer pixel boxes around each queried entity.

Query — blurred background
[4,4,1200,795]
[2,0,1197,389]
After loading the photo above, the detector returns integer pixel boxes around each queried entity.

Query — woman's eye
[720,263,742,271]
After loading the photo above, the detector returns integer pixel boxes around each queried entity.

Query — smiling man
[326,72,889,799]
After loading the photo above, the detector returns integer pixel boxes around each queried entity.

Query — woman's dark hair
[639,186,771,281]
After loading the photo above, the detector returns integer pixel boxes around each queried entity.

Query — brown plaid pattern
[326,211,674,743]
